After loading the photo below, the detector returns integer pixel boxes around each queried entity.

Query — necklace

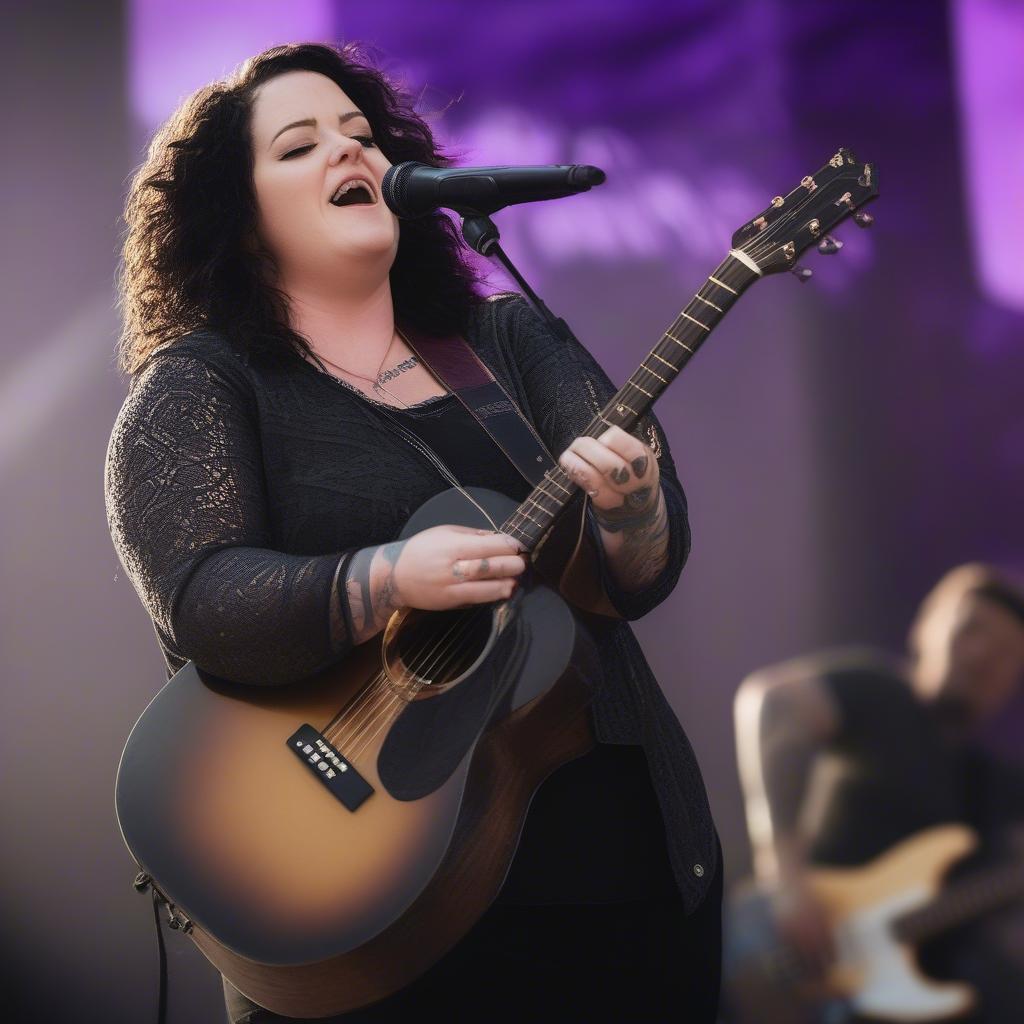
[303,334,502,530]
[308,327,412,409]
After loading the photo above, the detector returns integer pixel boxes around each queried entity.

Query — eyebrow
[269,111,370,148]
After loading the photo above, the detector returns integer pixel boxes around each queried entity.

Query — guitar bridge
[287,724,374,811]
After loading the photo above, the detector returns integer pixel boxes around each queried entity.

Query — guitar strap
[397,320,620,620]
[396,321,556,489]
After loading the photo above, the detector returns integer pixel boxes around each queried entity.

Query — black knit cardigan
[104,290,718,912]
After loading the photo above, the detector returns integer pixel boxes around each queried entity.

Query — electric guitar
[116,149,879,1017]
[724,825,1024,1023]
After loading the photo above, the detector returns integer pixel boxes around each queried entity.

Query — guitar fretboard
[893,861,1024,943]
[500,252,761,551]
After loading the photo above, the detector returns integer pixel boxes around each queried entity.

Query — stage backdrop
[2,1,1021,1020]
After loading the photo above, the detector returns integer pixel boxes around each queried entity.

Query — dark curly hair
[116,40,490,376]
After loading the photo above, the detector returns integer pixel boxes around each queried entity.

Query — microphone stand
[459,213,582,349]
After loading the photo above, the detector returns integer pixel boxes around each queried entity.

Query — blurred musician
[730,563,1024,1023]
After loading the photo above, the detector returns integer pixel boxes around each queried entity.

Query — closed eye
[281,136,377,160]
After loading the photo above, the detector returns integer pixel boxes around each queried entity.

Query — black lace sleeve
[104,348,358,687]
[502,294,691,619]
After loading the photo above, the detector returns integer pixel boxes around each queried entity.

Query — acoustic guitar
[116,149,879,1017]
[724,824,1024,1023]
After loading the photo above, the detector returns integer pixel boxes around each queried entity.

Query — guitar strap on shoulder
[396,322,557,489]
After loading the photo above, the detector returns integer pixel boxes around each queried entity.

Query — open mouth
[329,180,377,208]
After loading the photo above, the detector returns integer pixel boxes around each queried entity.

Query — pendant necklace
[308,327,413,409]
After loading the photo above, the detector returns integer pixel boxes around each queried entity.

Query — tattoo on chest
[377,356,419,384]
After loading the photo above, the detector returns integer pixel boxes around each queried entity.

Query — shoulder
[470,291,583,382]
[110,330,258,450]
[134,328,250,380]
[463,290,525,344]
[740,645,910,714]
[748,645,905,685]
[476,289,527,317]
[810,645,909,689]
[125,329,259,407]
[774,645,914,725]
[466,291,548,343]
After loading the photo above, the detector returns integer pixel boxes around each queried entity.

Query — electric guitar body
[724,824,1024,1023]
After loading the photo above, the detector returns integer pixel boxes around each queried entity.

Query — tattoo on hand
[631,455,648,478]
[594,497,658,534]
[625,486,652,510]
[610,466,630,485]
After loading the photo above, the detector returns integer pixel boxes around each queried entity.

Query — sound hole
[391,605,495,691]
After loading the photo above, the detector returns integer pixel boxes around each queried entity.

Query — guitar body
[725,825,980,1024]
[116,486,599,1017]
[813,825,977,1021]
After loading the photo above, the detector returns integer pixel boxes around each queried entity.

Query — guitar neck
[500,251,762,551]
[894,861,1024,945]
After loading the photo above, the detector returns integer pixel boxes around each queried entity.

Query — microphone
[381,161,606,218]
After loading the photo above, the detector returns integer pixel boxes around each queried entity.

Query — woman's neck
[285,277,396,375]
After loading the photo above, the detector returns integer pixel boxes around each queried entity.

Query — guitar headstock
[731,148,879,277]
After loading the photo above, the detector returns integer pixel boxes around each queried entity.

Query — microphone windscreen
[569,165,606,187]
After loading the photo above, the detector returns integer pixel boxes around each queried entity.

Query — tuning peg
[853,211,874,228]
[817,235,843,255]
[791,266,813,283]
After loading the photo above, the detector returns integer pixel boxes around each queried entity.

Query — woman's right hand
[344,525,527,646]
[393,525,527,609]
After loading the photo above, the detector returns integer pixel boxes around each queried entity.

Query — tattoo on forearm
[344,540,408,644]
[593,486,670,590]
[345,548,375,636]
[593,484,658,532]
[376,541,405,621]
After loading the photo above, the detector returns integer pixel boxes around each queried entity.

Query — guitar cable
[133,870,171,1024]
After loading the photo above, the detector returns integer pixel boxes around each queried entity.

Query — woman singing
[106,41,721,1023]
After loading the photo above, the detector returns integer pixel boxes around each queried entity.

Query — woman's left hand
[557,424,660,516]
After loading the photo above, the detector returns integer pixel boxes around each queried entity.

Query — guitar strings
[324,601,494,758]
[335,603,479,748]
[331,609,486,766]
[346,602,501,765]
[343,603,495,762]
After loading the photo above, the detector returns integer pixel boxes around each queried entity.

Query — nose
[328,135,366,165]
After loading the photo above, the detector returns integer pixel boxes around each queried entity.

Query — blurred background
[2,0,1021,1020]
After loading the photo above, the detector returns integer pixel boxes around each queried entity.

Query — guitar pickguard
[378,603,531,801]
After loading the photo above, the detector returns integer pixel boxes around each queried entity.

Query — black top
[386,391,676,903]
[809,648,1024,866]
[103,291,718,912]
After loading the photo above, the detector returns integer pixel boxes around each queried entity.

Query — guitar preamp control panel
[287,724,374,811]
